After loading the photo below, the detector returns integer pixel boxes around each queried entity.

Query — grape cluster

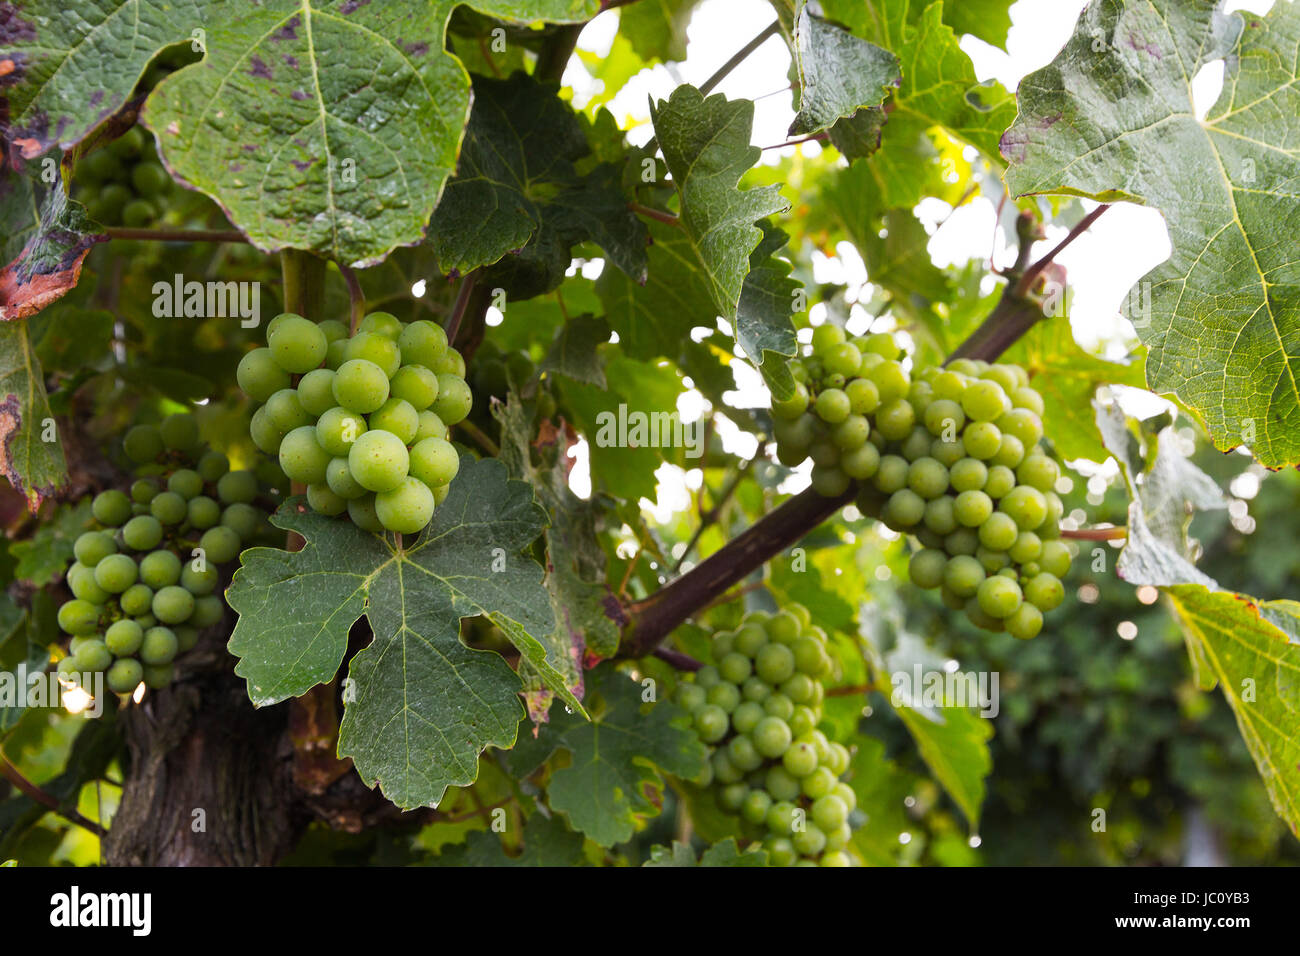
[56,414,261,694]
[237,311,472,535]
[771,327,1072,639]
[74,126,176,227]
[675,606,858,867]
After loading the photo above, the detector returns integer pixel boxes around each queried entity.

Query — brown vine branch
[445,271,480,346]
[339,262,365,334]
[762,132,828,151]
[0,753,107,837]
[628,201,680,226]
[1061,526,1128,541]
[1014,205,1109,297]
[105,226,249,243]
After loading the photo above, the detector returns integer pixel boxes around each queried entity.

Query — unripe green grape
[906,457,948,499]
[67,563,109,604]
[92,490,131,527]
[123,424,164,463]
[300,481,345,516]
[314,406,367,457]
[677,682,707,713]
[908,548,947,590]
[105,619,145,656]
[694,704,729,743]
[268,315,328,373]
[695,665,720,688]
[1024,572,1064,611]
[763,693,794,722]
[984,464,1016,500]
[827,742,851,777]
[340,493,378,533]
[843,378,878,416]
[961,379,1011,422]
[344,331,400,377]
[74,640,113,673]
[117,585,152,621]
[173,626,199,653]
[727,734,764,771]
[140,663,173,689]
[389,365,439,411]
[166,469,203,500]
[186,495,220,530]
[876,398,915,440]
[944,554,985,598]
[800,766,837,803]
[992,432,1026,469]
[1010,531,1043,565]
[1040,539,1072,578]
[750,716,792,758]
[131,478,159,504]
[788,705,817,737]
[977,574,1023,619]
[884,488,924,527]
[279,425,332,485]
[741,676,772,703]
[106,658,144,693]
[944,527,979,557]
[711,749,742,784]
[315,319,348,344]
[1006,601,1044,639]
[976,544,1011,574]
[828,442,872,482]
[130,160,170,196]
[1011,386,1045,416]
[867,360,909,404]
[872,454,909,494]
[978,512,1019,552]
[764,611,800,646]
[764,837,797,867]
[294,369,335,419]
[140,626,179,665]
[963,421,1002,460]
[150,491,187,526]
[323,338,349,370]
[237,348,292,402]
[397,320,448,368]
[358,311,402,338]
[324,457,366,500]
[249,406,286,455]
[706,681,741,713]
[791,636,830,678]
[811,323,846,354]
[771,382,809,420]
[909,381,935,410]
[930,437,965,468]
[122,198,159,227]
[348,430,410,494]
[264,388,311,433]
[1021,561,1042,578]
[1000,485,1047,530]
[949,457,987,493]
[923,398,964,437]
[95,553,138,593]
[333,359,391,414]
[808,438,840,468]
[755,642,796,685]
[217,470,258,505]
[860,331,899,360]
[152,585,194,625]
[739,789,772,826]
[779,672,816,705]
[953,489,993,528]
[75,530,117,567]
[813,388,850,424]
[369,397,420,445]
[931,369,967,402]
[719,651,752,685]
[139,549,181,589]
[188,595,224,628]
[965,597,1004,631]
[1017,454,1059,492]
[812,793,848,832]
[731,700,765,734]
[899,425,934,462]
[431,348,466,378]
[431,374,472,425]
[198,526,241,564]
[196,451,230,484]
[998,408,1044,448]
[58,599,100,636]
[824,342,863,377]
[810,465,850,498]
[830,414,869,450]
[717,781,748,812]
[180,564,217,597]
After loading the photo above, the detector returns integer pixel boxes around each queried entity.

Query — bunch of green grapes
[237,311,472,536]
[56,414,261,694]
[771,326,1072,639]
[675,606,859,867]
[74,126,176,227]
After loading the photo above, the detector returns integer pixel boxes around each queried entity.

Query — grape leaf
[788,0,899,137]
[506,665,707,846]
[649,85,790,321]
[430,811,586,866]
[1096,402,1226,589]
[1167,585,1300,840]
[427,72,646,296]
[8,499,89,586]
[0,171,103,322]
[1002,320,1147,464]
[618,0,703,64]
[0,319,65,511]
[736,221,800,401]
[539,314,610,389]
[227,455,584,809]
[644,837,768,866]
[938,0,1013,49]
[1002,0,1300,468]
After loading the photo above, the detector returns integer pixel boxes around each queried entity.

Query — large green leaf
[227,455,582,808]
[736,221,799,400]
[618,0,703,63]
[0,320,66,511]
[649,85,790,321]
[1003,0,1300,468]
[427,71,646,297]
[3,0,600,267]
[507,665,707,846]
[430,811,586,866]
[788,0,899,137]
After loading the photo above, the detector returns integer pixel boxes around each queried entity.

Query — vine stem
[1062,526,1128,541]
[628,202,680,226]
[445,271,480,345]
[104,226,249,243]
[0,753,107,837]
[1013,205,1109,297]
[339,262,365,334]
[281,250,326,553]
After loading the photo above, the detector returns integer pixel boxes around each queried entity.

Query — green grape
[166,469,203,500]
[717,781,748,812]
[830,414,869,450]
[791,636,829,678]
[998,408,1044,447]
[918,497,954,536]
[754,643,796,685]
[810,466,850,498]
[121,198,157,227]
[94,553,138,593]
[180,564,217,597]
[221,502,260,542]
[1011,386,1045,416]
[152,586,194,625]
[872,454,909,494]
[984,464,1016,500]
[348,431,409,493]
[731,700,765,734]
[131,161,170,196]
[123,424,164,463]
[963,421,1002,460]
[406,438,457,490]
[944,528,979,557]
[249,406,285,455]
[992,432,1026,469]
[960,379,1010,422]
[762,766,799,804]
[315,406,367,457]
[812,793,848,831]
[1009,531,1043,564]
[906,457,948,499]
[325,457,367,499]
[765,838,798,867]
[845,378,879,415]
[707,682,742,713]
[884,488,925,527]
[189,595,224,628]
[899,425,934,462]
[741,675,771,702]
[765,611,800,645]
[369,397,420,445]
[105,619,145,656]
[279,426,332,484]
[788,705,817,737]
[765,801,799,837]
[727,735,763,771]
[824,342,863,377]
[139,550,181,589]
[324,339,349,370]
[860,332,899,360]
[695,665,720,688]
[1024,572,1064,611]
[813,389,850,424]
[943,554,985,598]
[1000,485,1047,531]
[431,375,473,426]
[107,658,144,694]
[268,315,328,373]
[763,693,794,721]
[811,324,846,353]
[930,437,965,468]
[358,311,402,338]
[875,399,915,441]
[677,683,707,712]
[1040,539,1072,578]
[58,599,100,636]
[120,583,154,617]
[140,626,179,665]
[809,439,840,468]
[827,742,850,777]
[389,365,440,411]
[977,545,1011,574]
[92,490,132,527]
[771,382,809,420]
[199,526,241,564]
[711,750,742,785]
[237,348,292,402]
[375,477,434,534]
[67,564,109,604]
[397,320,448,368]
[908,548,947,589]
[130,478,159,504]
[160,413,199,451]
[977,575,1023,619]
[344,331,401,377]
[75,640,113,673]
[741,789,773,826]
[263,389,310,433]
[187,496,221,529]
[965,598,1003,631]
[296,368,337,418]
[431,349,466,378]
[752,716,793,758]
[150,491,187,526]
[413,410,449,444]
[953,489,993,527]
[216,470,258,505]
[1006,602,1044,640]
[197,451,230,483]
[923,398,965,437]
[931,370,967,402]
[949,457,987,493]
[74,531,117,567]
[303,482,346,516]
[839,446,878,487]
[174,627,199,653]
[867,361,909,404]
[694,705,729,743]
[333,359,391,414]
[978,512,1019,551]
[779,673,816,706]
[317,319,348,344]
[719,651,752,684]
[1017,454,1059,492]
